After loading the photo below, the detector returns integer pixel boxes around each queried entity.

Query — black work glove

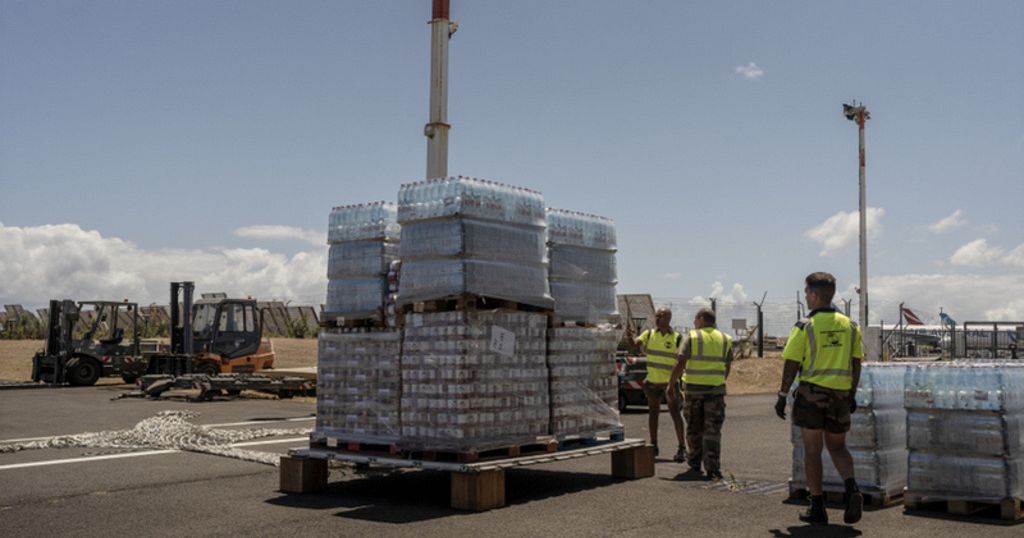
[850,395,858,414]
[775,394,787,420]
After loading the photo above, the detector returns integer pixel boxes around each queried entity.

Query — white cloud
[866,273,1024,323]
[734,62,764,80]
[0,223,327,308]
[663,272,682,279]
[689,281,748,306]
[927,209,965,234]
[1003,244,1024,269]
[234,225,323,246]
[949,238,1004,267]
[805,207,885,256]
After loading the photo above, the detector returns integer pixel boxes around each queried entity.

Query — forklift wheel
[195,362,220,377]
[65,357,101,386]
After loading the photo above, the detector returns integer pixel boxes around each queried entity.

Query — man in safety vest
[629,307,686,461]
[775,272,864,526]
[669,307,732,479]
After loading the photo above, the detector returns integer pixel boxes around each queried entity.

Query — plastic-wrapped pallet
[313,328,402,444]
[547,325,623,437]
[546,209,618,323]
[399,310,551,452]
[324,202,399,319]
[904,362,1024,503]
[396,176,554,310]
[790,363,908,499]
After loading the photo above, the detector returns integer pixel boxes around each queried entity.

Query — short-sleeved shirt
[677,331,734,396]
[783,308,863,391]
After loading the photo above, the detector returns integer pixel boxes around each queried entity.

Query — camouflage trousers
[683,394,726,473]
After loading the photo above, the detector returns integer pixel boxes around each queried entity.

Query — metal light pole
[425,0,457,180]
[844,101,870,327]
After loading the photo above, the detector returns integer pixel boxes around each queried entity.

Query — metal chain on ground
[0,410,310,467]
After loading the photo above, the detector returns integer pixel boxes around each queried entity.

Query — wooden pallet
[904,494,1024,524]
[413,439,558,463]
[787,482,902,508]
[400,294,553,315]
[310,438,401,456]
[318,316,387,329]
[556,430,625,450]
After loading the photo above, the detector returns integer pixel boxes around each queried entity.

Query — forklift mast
[169,281,194,355]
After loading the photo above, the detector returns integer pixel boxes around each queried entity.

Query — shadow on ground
[265,467,625,523]
[768,524,862,537]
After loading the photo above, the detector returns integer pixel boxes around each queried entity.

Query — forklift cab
[76,301,140,357]
[190,299,262,359]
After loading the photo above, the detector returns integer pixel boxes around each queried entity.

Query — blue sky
[1,1,1022,328]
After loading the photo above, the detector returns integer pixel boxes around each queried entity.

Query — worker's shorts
[792,382,852,433]
[643,382,683,410]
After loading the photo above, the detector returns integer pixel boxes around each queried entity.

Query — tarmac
[0,384,1020,537]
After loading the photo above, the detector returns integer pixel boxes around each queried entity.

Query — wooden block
[611,445,655,479]
[450,469,506,511]
[279,456,328,494]
[1001,498,1023,521]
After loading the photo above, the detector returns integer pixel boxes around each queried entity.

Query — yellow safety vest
[782,310,863,391]
[640,328,681,384]
[682,328,731,387]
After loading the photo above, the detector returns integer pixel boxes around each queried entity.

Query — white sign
[489,325,516,357]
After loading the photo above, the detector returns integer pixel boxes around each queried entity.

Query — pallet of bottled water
[790,363,908,502]
[313,328,402,445]
[398,310,551,452]
[547,325,623,437]
[546,209,619,323]
[396,176,553,309]
[904,362,1024,504]
[324,202,399,320]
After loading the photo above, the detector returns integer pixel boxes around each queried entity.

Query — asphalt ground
[0,385,1020,537]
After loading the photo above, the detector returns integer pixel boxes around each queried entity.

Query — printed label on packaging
[489,325,516,357]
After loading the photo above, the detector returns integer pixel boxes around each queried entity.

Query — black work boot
[844,479,863,524]
[799,495,829,525]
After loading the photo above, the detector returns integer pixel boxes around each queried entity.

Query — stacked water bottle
[790,363,908,500]
[904,362,1024,503]
[546,324,623,437]
[324,201,400,320]
[545,209,618,323]
[395,176,553,309]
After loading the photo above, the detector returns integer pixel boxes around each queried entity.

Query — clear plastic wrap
[397,259,554,309]
[908,410,1024,457]
[328,201,400,243]
[547,325,623,436]
[399,311,551,452]
[548,282,618,322]
[325,277,388,317]
[791,446,908,497]
[397,176,545,227]
[313,329,402,444]
[904,362,1024,412]
[548,245,617,283]
[903,362,1024,503]
[790,408,906,450]
[327,240,399,279]
[545,208,617,250]
[907,451,1024,501]
[790,363,908,495]
[399,217,546,263]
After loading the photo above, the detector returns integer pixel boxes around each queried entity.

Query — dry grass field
[0,338,781,394]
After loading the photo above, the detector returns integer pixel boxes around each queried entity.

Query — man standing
[629,307,687,461]
[669,307,732,480]
[775,272,864,525]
